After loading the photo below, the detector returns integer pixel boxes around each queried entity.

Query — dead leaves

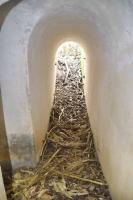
[37,190,53,200]
[52,178,88,199]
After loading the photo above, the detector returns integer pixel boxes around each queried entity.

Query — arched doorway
[1,1,133,199]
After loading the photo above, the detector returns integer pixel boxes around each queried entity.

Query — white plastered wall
[1,0,133,199]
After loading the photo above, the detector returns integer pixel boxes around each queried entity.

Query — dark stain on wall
[9,133,37,170]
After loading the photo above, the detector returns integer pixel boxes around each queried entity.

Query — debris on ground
[7,42,112,200]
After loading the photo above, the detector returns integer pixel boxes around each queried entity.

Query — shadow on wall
[0,89,12,186]
[0,0,22,30]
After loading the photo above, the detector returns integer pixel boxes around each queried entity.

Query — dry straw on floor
[7,42,111,200]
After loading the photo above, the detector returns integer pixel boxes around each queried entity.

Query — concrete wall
[0,0,22,182]
[0,0,22,29]
[1,0,133,199]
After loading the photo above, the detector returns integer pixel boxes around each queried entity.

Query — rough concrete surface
[1,0,133,199]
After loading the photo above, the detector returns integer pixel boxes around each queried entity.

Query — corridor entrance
[8,42,111,200]
[1,1,133,199]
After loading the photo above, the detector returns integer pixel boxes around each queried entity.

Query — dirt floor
[7,43,112,200]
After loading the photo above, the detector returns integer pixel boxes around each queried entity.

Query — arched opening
[7,41,111,199]
[49,41,87,134]
[2,1,133,199]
